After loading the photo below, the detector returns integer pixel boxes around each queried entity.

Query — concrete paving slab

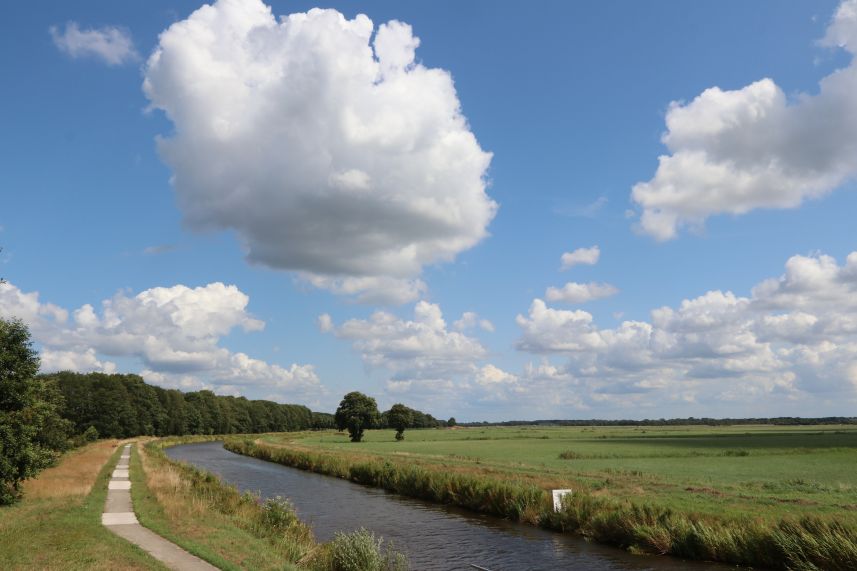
[109,524,219,571]
[105,489,133,513]
[102,512,139,525]
[113,469,130,478]
[109,480,132,490]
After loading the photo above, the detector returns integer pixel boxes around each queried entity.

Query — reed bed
[227,438,857,570]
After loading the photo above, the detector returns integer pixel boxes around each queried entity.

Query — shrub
[261,495,299,531]
[83,426,99,442]
[329,528,408,571]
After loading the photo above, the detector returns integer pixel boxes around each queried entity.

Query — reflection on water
[167,442,721,571]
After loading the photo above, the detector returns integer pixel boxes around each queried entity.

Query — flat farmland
[272,425,857,523]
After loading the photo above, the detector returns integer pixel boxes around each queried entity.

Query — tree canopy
[0,319,71,504]
[334,392,379,443]
[387,403,412,441]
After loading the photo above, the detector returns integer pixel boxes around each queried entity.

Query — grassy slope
[281,425,857,523]
[131,437,326,571]
[0,440,167,570]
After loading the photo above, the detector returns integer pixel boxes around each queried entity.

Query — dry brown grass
[22,439,123,499]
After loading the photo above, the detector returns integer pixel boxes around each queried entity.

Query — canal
[166,442,721,571]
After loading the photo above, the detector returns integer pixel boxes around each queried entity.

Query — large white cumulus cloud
[516,251,857,407]
[0,281,322,401]
[143,0,496,303]
[632,0,857,240]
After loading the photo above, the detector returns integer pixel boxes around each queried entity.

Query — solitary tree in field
[387,404,412,441]
[334,392,379,443]
[447,417,456,427]
[0,318,70,504]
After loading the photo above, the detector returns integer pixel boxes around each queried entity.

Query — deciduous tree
[334,392,379,443]
[387,404,412,441]
[0,319,70,504]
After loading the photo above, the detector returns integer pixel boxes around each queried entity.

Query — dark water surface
[166,442,721,571]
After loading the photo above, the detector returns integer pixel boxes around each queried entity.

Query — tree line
[45,371,322,438]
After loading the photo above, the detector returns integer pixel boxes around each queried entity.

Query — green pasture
[281,425,857,522]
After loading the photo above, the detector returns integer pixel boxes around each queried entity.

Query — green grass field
[275,424,857,523]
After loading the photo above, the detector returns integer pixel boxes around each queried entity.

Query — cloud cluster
[143,0,495,304]
[632,0,857,240]
[321,301,526,412]
[516,251,857,409]
[50,22,138,66]
[0,281,321,400]
[320,301,487,381]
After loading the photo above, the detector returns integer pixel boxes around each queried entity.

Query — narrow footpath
[102,443,219,571]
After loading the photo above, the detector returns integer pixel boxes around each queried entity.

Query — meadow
[278,424,857,523]
[232,424,857,568]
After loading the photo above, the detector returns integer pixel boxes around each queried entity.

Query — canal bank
[167,441,719,571]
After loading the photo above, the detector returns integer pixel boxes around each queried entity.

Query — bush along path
[102,444,219,571]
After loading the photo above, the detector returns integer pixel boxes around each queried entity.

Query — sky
[2,0,857,421]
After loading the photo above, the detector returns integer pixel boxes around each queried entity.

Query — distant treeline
[41,371,333,438]
[379,404,448,429]
[462,417,857,427]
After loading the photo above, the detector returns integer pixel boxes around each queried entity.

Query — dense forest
[43,371,325,438]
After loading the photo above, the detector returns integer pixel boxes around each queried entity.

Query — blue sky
[2,0,857,420]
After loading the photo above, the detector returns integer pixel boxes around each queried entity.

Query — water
[166,442,722,571]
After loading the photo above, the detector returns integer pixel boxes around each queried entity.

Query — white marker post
[552,489,573,512]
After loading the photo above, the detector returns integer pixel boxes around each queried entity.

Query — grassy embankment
[0,440,167,570]
[133,436,406,571]
[1,435,407,571]
[226,425,857,570]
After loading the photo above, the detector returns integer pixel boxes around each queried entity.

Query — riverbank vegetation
[228,425,857,570]
[0,440,166,569]
[133,437,407,571]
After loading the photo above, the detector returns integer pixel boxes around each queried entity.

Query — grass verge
[227,437,857,570]
[0,440,167,570]
[133,437,408,571]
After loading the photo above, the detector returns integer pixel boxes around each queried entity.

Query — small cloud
[143,244,176,255]
[546,281,619,304]
[50,22,138,66]
[560,246,600,270]
[317,314,333,333]
[554,196,608,219]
